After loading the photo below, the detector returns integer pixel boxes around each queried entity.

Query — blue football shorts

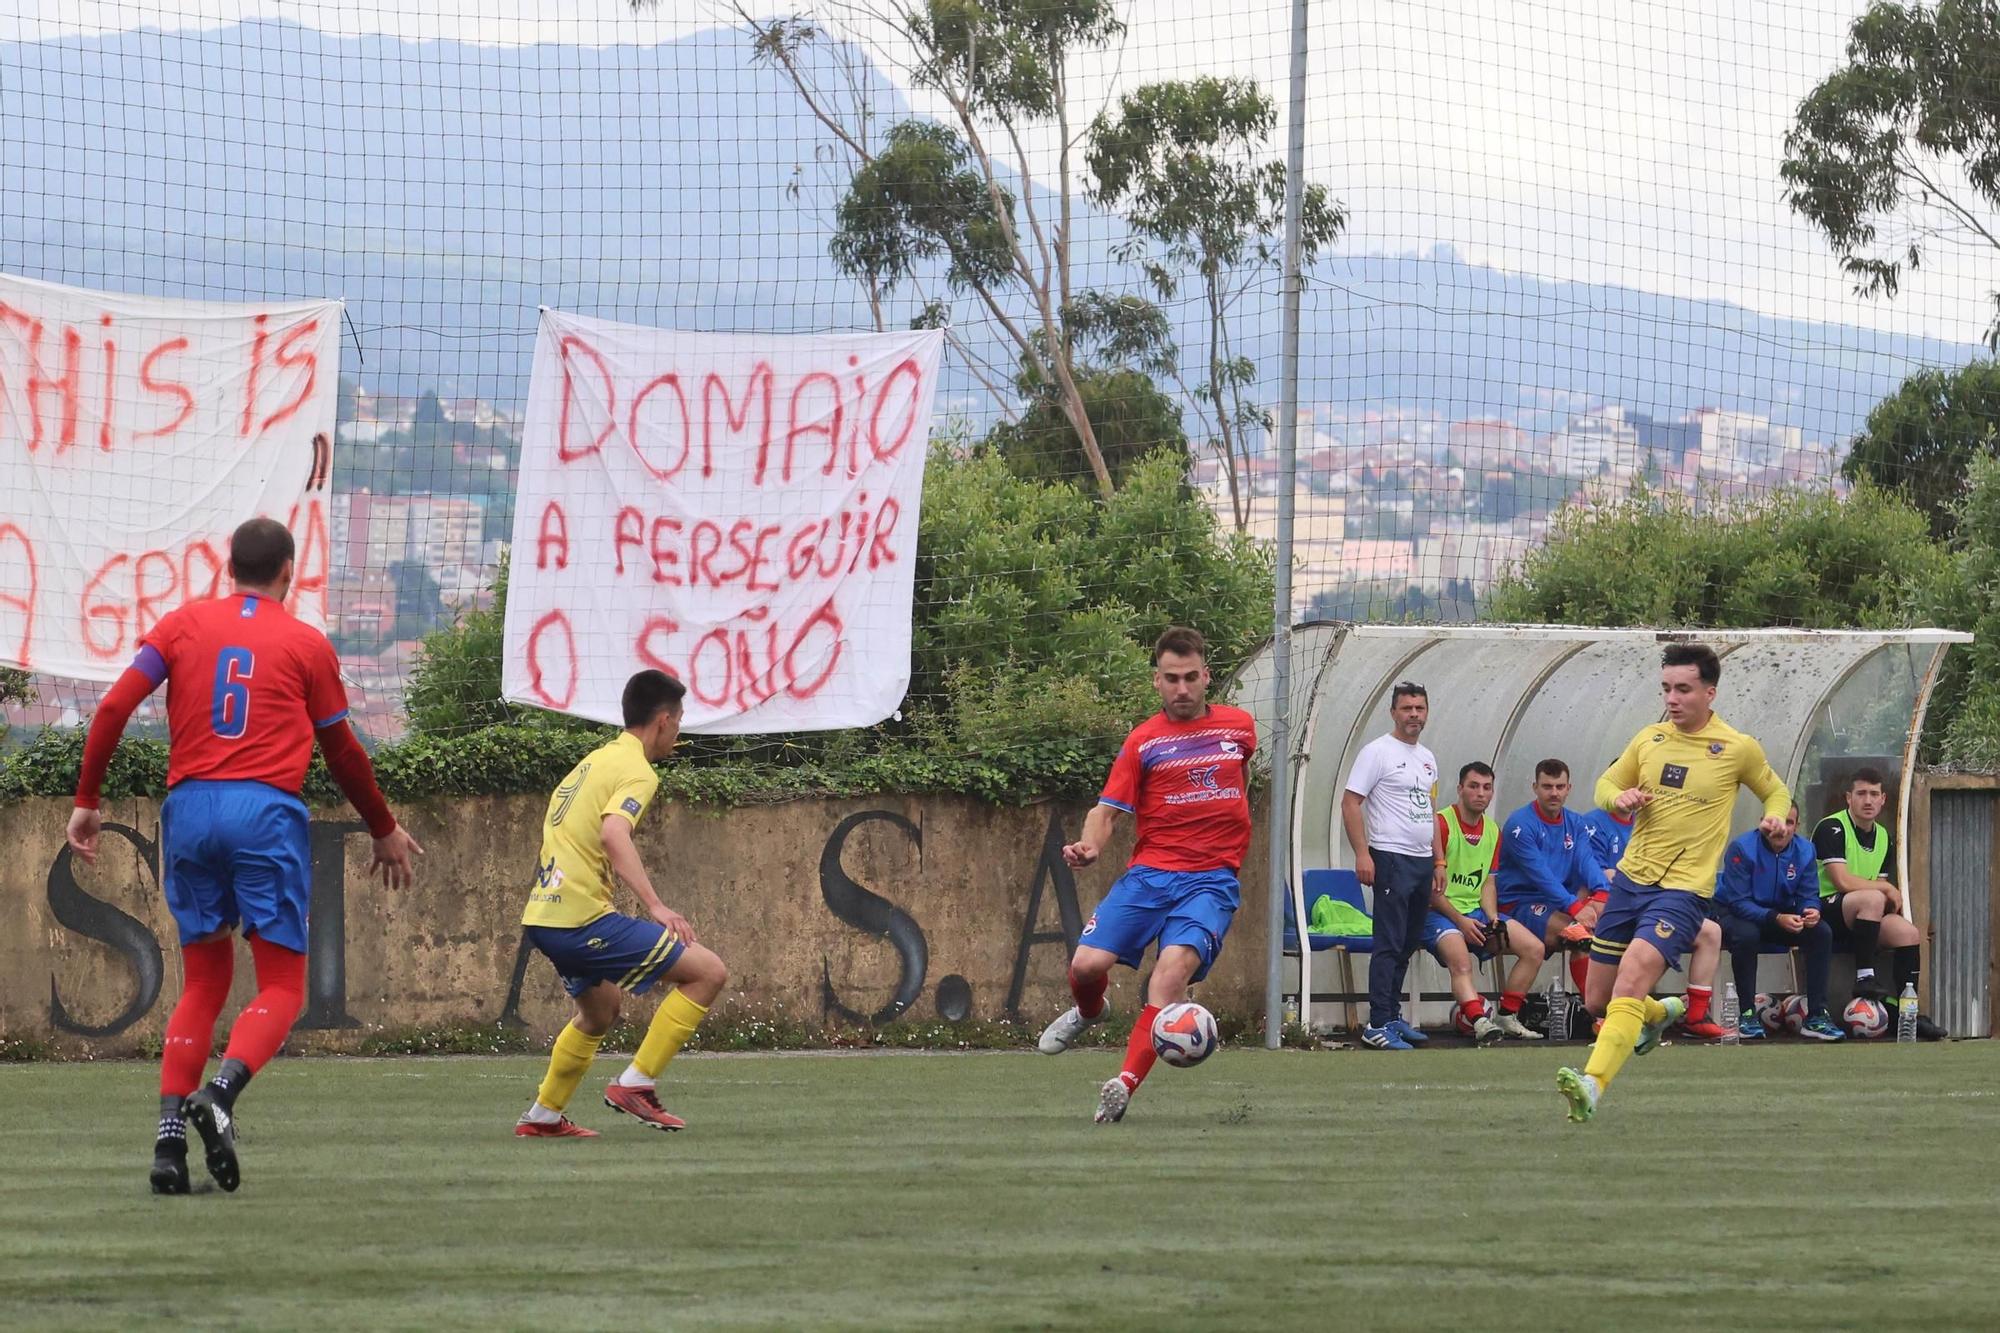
[1589,871,1708,973]
[1422,907,1500,961]
[161,779,312,952]
[1077,865,1238,982]
[525,913,686,997]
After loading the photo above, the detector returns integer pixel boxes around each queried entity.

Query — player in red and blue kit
[1494,759,1606,994]
[1036,627,1255,1124]
[66,518,423,1196]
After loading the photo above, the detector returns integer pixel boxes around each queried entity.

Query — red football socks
[1500,990,1525,1014]
[1686,985,1712,1024]
[221,936,308,1074]
[1069,964,1109,1021]
[160,937,235,1097]
[1569,953,1590,992]
[1119,1004,1161,1091]
[1461,995,1487,1019]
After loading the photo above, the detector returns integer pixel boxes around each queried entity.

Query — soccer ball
[1844,995,1891,1039]
[1754,993,1786,1032]
[1152,1002,1219,1068]
[1780,993,1810,1035]
[1451,1001,1479,1038]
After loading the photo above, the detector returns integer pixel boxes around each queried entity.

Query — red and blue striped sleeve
[1100,732,1141,813]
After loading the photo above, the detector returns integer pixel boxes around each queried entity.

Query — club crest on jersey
[1219,740,1243,758]
[1785,864,1797,880]
[1708,742,1726,755]
[1563,833,1574,850]
[1083,912,1099,936]
[1654,921,1675,939]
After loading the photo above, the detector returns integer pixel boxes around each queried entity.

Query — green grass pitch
[4,1042,1995,1330]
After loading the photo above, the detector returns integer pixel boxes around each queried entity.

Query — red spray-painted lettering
[0,523,37,670]
[639,598,845,712]
[550,337,928,491]
[524,609,578,710]
[75,499,329,660]
[0,304,318,453]
[606,494,899,589]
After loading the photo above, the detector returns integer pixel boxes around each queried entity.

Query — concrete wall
[2,793,1271,1056]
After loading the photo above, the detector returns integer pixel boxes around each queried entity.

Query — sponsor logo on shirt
[1660,763,1689,789]
[621,797,642,816]
[1164,783,1244,806]
[1188,765,1221,791]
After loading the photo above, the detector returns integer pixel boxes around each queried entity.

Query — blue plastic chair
[1284,868,1376,1032]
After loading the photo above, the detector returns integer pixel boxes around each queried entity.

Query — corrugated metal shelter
[1911,774,2000,1039]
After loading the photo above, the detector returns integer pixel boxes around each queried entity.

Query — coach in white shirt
[1341,682,1441,1051]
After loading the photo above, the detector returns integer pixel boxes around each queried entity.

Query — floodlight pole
[1265,0,1309,1050]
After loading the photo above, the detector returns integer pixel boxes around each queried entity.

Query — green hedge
[0,721,1121,808]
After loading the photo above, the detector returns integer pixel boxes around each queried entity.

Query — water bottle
[1896,982,1918,1043]
[1719,981,1740,1045]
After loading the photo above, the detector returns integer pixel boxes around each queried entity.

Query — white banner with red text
[0,272,339,680]
[502,310,942,732]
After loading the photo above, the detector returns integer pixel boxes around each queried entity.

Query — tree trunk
[1208,283,1248,531]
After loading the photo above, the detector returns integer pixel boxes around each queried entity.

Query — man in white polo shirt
[1340,682,1441,1051]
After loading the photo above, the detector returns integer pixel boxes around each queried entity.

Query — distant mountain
[0,17,1982,450]
[1287,248,1977,448]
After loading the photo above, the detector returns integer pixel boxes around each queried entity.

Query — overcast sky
[3,0,1992,348]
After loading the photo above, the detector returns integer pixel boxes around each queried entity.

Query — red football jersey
[142,591,351,793]
[1100,704,1257,872]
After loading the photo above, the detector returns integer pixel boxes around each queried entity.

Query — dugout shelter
[1228,625,1970,1034]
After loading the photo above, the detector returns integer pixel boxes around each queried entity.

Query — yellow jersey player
[515,669,730,1137]
[1557,643,1789,1122]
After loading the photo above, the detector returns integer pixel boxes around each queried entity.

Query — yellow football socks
[633,990,709,1080]
[1585,996,1646,1089]
[1641,996,1669,1027]
[534,1021,604,1114]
